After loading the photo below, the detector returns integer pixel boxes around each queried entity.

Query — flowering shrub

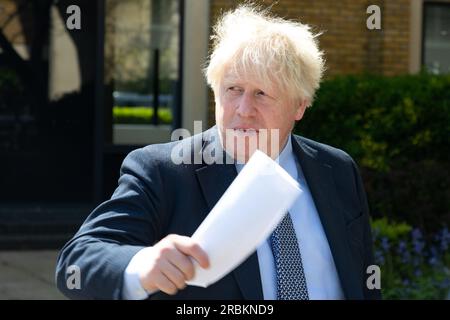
[371,218,450,299]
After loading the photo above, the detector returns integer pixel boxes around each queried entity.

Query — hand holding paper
[186,150,302,288]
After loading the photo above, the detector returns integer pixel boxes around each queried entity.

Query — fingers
[152,270,178,295]
[172,236,210,269]
[165,249,195,281]
[158,259,186,290]
[139,234,210,296]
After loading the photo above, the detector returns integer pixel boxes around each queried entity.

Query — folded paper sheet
[186,150,302,288]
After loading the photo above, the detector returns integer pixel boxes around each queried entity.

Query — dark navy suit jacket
[56,127,381,300]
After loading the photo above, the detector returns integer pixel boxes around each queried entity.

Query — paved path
[0,250,66,299]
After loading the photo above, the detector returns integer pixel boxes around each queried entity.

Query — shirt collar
[276,135,293,170]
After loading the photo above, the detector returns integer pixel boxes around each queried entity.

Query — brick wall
[207,0,411,126]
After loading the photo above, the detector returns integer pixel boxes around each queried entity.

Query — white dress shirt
[123,135,344,300]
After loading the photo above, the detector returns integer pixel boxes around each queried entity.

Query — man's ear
[294,99,308,121]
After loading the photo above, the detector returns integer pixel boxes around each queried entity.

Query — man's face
[215,72,307,163]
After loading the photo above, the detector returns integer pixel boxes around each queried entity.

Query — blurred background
[0,0,448,299]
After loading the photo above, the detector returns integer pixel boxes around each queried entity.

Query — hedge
[295,73,450,234]
[113,106,173,125]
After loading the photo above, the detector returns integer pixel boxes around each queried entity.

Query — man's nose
[236,92,257,117]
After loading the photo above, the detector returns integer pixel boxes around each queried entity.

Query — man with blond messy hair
[56,4,380,300]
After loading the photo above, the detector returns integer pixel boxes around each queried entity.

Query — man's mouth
[231,128,259,137]
[232,128,259,133]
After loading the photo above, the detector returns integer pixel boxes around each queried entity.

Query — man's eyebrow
[222,76,241,83]
[223,81,244,88]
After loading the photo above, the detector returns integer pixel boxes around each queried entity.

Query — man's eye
[228,87,242,93]
[256,90,266,96]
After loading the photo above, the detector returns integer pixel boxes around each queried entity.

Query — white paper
[186,150,302,288]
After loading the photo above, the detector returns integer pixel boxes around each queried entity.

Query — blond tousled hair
[204,4,325,107]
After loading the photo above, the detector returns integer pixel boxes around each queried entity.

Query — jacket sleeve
[350,159,382,300]
[55,147,167,299]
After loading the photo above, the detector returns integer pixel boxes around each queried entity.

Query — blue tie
[270,212,309,300]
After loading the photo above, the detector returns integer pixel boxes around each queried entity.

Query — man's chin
[219,128,281,162]
[233,149,256,164]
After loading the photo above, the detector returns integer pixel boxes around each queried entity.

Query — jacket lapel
[195,128,264,300]
[292,135,364,299]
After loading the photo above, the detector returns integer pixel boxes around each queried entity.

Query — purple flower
[438,278,450,289]
[441,226,450,240]
[428,246,440,266]
[439,227,449,251]
[428,256,438,266]
[374,249,385,265]
[411,228,423,241]
[396,240,411,263]
[381,237,390,251]
[413,239,425,254]
[410,228,426,255]
[397,240,407,253]
[401,250,411,264]
[414,269,422,277]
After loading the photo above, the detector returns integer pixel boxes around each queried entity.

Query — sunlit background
[0,0,448,299]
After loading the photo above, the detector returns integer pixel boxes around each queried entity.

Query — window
[104,0,181,145]
[0,0,95,203]
[423,3,450,74]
